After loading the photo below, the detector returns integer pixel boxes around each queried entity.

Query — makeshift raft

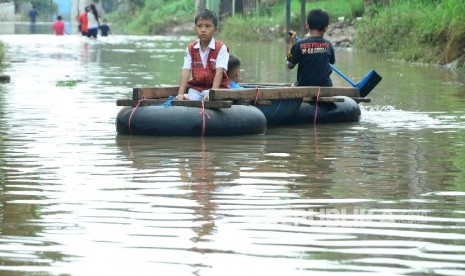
[115,84,371,136]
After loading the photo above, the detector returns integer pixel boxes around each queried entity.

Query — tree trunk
[195,0,206,15]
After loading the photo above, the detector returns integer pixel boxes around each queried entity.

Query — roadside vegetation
[219,0,363,41]
[109,0,194,34]
[355,0,465,69]
[105,0,465,69]
[16,0,57,21]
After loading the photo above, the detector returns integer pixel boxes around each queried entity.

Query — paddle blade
[356,70,382,97]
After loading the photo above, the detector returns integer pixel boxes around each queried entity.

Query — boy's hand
[175,94,186,100]
[288,31,297,43]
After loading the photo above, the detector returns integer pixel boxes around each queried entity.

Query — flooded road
[1,31,465,275]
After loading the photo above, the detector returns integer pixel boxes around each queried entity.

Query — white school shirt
[87,11,99,29]
[182,38,229,70]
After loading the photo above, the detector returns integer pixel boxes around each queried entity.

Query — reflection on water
[1,27,465,275]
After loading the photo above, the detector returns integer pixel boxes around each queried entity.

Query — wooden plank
[240,83,293,87]
[304,97,371,103]
[131,85,361,101]
[117,99,232,108]
[303,97,345,103]
[133,86,179,100]
[352,97,372,103]
[234,100,273,106]
[209,86,360,100]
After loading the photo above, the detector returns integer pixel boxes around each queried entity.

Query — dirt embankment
[325,19,357,48]
[167,18,357,47]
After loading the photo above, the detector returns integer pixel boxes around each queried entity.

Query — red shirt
[53,20,65,35]
[187,40,229,91]
[78,12,88,33]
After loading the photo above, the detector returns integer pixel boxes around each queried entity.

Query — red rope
[253,87,261,105]
[199,99,211,137]
[313,87,321,126]
[128,98,143,135]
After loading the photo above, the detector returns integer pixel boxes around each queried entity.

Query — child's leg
[187,88,203,100]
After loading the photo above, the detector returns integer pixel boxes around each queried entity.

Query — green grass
[220,0,364,41]
[106,0,465,68]
[56,79,83,87]
[355,0,465,68]
[109,0,194,35]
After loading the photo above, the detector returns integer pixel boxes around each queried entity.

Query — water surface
[1,30,465,276]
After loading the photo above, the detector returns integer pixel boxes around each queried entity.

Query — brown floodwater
[1,24,465,275]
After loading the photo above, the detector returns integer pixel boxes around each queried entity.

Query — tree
[195,0,205,14]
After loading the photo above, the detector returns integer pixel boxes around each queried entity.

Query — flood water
[1,24,465,275]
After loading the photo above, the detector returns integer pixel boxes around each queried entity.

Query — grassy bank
[219,0,363,41]
[355,0,465,69]
[109,0,363,37]
[108,0,464,69]
[109,0,194,34]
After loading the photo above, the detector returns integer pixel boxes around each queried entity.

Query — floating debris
[56,79,83,87]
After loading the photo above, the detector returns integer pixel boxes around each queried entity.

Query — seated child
[175,10,230,101]
[227,54,243,89]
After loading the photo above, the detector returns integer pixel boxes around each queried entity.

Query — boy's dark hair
[195,9,218,27]
[228,54,241,72]
[307,9,329,31]
[57,15,62,20]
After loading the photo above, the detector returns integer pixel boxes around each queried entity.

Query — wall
[0,2,14,21]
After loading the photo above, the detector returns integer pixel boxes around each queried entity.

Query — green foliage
[221,0,364,41]
[17,0,57,20]
[110,0,194,35]
[109,0,364,36]
[355,0,465,68]
[56,79,83,87]
[305,0,364,20]
[219,15,282,41]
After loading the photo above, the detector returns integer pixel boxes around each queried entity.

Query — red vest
[187,40,229,91]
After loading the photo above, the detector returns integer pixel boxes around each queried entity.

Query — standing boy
[287,9,335,87]
[175,9,230,101]
[99,19,112,36]
[52,15,65,36]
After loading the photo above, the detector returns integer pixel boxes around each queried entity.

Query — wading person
[52,15,65,35]
[78,6,89,36]
[86,3,100,39]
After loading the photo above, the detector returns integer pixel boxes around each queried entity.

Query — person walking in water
[29,4,38,33]
[78,6,89,36]
[86,3,100,39]
[52,15,65,36]
[98,19,112,37]
[29,5,38,24]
